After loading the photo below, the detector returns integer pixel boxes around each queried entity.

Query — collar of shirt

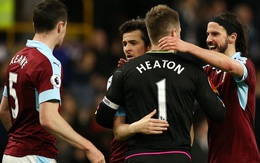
[231,52,242,59]
[26,40,53,57]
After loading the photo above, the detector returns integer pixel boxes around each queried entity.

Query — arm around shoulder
[158,36,244,78]
[186,43,244,78]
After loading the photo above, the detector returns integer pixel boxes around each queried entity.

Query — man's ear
[228,32,237,44]
[57,21,64,33]
[147,43,151,51]
[171,28,176,37]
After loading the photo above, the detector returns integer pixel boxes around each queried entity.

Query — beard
[218,39,228,53]
[207,39,228,53]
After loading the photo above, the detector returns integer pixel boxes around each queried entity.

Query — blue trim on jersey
[236,82,248,110]
[36,155,51,163]
[35,89,40,111]
[26,40,61,104]
[26,40,53,58]
[115,106,126,116]
[231,52,248,110]
[26,40,62,74]
[39,89,60,104]
[232,52,248,82]
[3,86,7,97]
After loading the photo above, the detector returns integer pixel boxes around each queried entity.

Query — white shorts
[2,154,57,163]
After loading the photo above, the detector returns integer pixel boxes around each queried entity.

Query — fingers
[158,36,171,43]
[144,109,157,118]
[117,58,128,67]
[158,38,172,50]
[158,37,166,49]
[87,151,106,163]
[143,109,169,126]
[150,119,169,128]
[145,122,169,135]
[148,119,169,129]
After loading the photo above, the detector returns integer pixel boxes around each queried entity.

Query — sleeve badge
[50,74,61,88]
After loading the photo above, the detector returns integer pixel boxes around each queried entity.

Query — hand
[158,36,188,53]
[117,58,128,67]
[129,109,169,135]
[86,147,106,163]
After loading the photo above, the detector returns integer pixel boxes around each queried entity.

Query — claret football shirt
[3,40,62,158]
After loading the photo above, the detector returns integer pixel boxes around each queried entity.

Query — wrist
[128,122,138,134]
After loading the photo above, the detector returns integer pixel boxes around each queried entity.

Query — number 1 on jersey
[156,78,167,120]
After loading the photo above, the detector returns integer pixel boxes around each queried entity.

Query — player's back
[117,51,225,156]
[4,43,59,158]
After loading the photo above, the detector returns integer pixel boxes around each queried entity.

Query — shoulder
[176,52,202,64]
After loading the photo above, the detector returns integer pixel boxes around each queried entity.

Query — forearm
[114,121,137,141]
[0,96,12,131]
[46,115,96,151]
[0,113,12,131]
[186,42,243,77]
[187,43,230,69]
[40,102,96,152]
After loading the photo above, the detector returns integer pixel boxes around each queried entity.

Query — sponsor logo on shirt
[53,62,60,67]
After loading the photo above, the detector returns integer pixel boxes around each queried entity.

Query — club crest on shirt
[50,74,61,88]
[236,57,247,64]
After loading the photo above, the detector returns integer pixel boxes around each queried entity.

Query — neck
[150,44,160,51]
[33,33,56,51]
[150,44,176,53]
[225,46,237,58]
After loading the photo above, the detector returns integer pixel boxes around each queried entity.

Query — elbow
[206,103,226,123]
[215,107,226,123]
[221,60,239,75]
[221,108,226,122]
[225,63,235,74]
[39,113,56,131]
[113,130,127,141]
[95,113,113,129]
[113,133,122,141]
[40,116,52,129]
[95,105,116,129]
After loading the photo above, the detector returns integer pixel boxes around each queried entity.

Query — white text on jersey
[9,54,28,69]
[136,60,185,74]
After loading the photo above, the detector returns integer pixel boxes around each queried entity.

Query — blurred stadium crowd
[0,0,260,162]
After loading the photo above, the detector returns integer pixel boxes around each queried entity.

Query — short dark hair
[212,11,249,55]
[33,0,68,33]
[119,18,150,47]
